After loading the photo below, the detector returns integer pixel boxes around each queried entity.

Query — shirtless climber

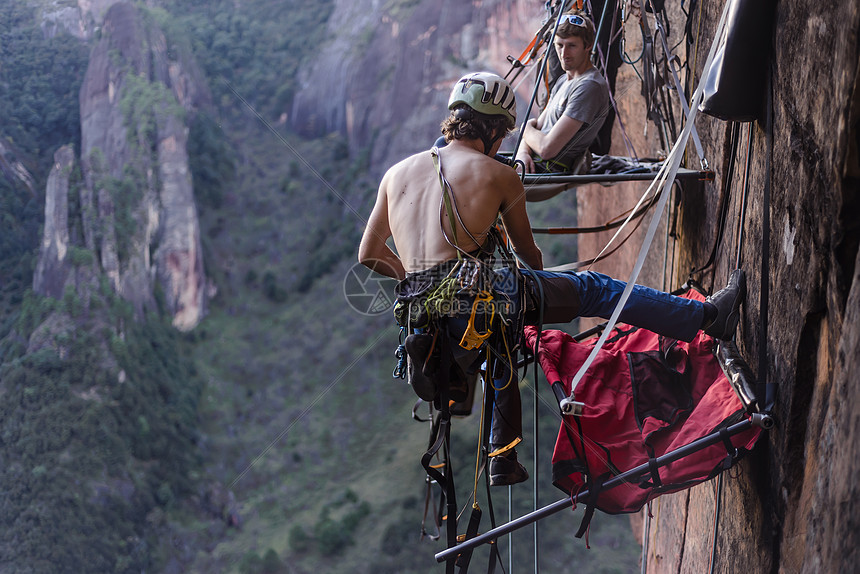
[358,71,745,486]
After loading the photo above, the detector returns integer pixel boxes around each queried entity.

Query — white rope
[560,0,733,413]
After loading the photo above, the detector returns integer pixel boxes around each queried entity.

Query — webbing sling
[455,352,494,574]
[656,17,708,169]
[432,146,487,259]
[419,325,458,573]
[575,472,610,539]
[432,147,462,257]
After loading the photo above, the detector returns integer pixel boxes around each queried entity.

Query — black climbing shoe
[704,269,746,341]
[489,450,529,486]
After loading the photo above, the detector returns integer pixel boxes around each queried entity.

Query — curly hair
[440,105,513,144]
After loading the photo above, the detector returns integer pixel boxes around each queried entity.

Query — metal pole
[508,486,513,573]
[436,419,755,563]
[640,504,652,574]
[522,169,713,185]
[708,473,724,574]
[533,379,539,574]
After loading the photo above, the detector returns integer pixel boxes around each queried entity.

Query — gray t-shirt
[539,67,609,169]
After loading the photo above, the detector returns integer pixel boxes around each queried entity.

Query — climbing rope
[586,0,641,160]
[707,473,724,574]
[688,122,740,281]
[532,183,662,235]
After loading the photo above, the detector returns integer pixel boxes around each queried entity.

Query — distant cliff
[38,0,118,40]
[34,1,209,331]
[0,3,209,571]
[290,0,542,174]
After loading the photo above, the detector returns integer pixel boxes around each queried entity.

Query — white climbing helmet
[448,72,517,129]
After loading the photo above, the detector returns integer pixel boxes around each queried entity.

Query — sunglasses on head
[561,14,587,27]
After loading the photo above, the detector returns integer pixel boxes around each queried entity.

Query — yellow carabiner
[459,291,495,350]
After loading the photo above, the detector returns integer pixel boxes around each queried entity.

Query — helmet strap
[481,134,502,155]
[451,107,506,155]
[480,127,506,156]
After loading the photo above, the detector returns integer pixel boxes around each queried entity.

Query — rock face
[35,1,209,330]
[39,0,121,40]
[81,1,208,329]
[0,139,37,199]
[584,2,860,573]
[33,146,75,299]
[154,111,205,331]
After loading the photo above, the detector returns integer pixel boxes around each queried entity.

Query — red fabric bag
[524,292,761,515]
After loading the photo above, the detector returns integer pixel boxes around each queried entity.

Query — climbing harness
[392,144,531,573]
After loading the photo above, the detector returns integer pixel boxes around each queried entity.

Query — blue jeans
[524,269,704,341]
[490,268,705,448]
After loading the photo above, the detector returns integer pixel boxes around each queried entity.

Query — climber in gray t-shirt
[516,11,610,173]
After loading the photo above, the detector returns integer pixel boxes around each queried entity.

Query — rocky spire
[33,146,75,299]
[35,1,211,330]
